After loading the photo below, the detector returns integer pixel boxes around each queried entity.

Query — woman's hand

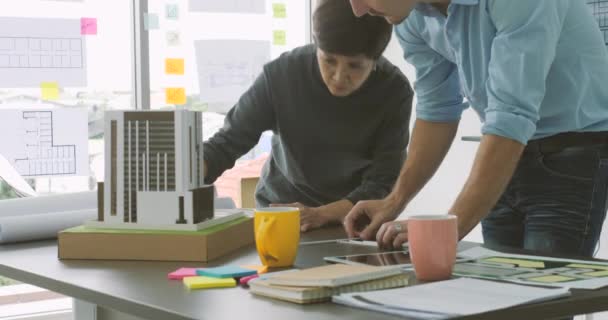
[271,202,328,232]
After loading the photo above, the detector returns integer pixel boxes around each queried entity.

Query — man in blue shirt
[344,0,608,257]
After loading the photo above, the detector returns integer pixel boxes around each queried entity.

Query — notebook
[250,273,409,304]
[265,264,403,287]
[183,276,236,289]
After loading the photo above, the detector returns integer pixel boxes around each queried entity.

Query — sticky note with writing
[165,3,179,20]
[41,82,59,100]
[166,30,180,46]
[273,3,287,18]
[166,87,186,105]
[81,17,97,35]
[165,58,185,75]
[273,30,286,45]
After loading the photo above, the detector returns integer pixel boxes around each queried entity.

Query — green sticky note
[273,30,286,46]
[183,276,236,290]
[41,82,59,100]
[165,3,179,20]
[144,13,159,30]
[273,3,287,18]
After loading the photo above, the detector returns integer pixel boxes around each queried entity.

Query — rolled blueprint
[0,209,96,243]
[0,191,95,218]
[0,191,97,243]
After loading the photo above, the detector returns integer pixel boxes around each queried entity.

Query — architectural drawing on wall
[0,17,86,87]
[588,0,608,46]
[87,110,218,231]
[189,0,266,14]
[194,40,270,105]
[0,108,88,177]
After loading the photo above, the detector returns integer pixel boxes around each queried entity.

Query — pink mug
[407,214,458,281]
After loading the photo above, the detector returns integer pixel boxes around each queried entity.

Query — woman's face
[349,0,420,24]
[317,49,375,97]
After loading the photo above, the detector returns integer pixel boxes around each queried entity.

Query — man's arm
[388,119,458,212]
[448,0,569,238]
[449,135,524,238]
[345,119,458,240]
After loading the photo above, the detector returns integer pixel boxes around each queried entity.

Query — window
[146,0,309,111]
[0,0,134,197]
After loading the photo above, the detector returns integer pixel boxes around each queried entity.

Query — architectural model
[88,110,214,231]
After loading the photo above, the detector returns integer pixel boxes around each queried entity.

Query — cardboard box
[58,217,253,262]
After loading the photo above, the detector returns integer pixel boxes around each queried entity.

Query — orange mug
[408,214,458,281]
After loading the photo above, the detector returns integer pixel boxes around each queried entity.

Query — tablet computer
[324,251,412,267]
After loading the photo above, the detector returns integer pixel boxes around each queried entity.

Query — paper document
[0,191,96,243]
[0,108,89,177]
[0,17,86,87]
[455,247,608,289]
[333,278,570,320]
[0,154,37,197]
[189,0,266,13]
[194,40,270,105]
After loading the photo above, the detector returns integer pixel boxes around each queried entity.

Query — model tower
[90,110,213,231]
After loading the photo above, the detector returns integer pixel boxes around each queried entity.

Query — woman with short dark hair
[204,0,413,232]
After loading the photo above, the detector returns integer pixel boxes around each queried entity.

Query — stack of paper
[333,278,570,319]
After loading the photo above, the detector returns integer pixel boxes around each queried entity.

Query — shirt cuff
[416,102,468,123]
[482,110,537,144]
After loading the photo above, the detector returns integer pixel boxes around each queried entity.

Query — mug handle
[256,216,278,262]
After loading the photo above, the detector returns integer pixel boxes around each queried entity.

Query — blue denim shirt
[395,0,608,144]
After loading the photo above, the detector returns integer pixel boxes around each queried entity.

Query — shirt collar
[415,0,479,16]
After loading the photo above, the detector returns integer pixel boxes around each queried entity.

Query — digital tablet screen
[331,251,411,267]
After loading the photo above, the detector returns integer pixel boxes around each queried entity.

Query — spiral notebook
[249,273,409,304]
[265,264,403,287]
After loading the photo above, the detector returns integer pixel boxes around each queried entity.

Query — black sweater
[204,44,413,207]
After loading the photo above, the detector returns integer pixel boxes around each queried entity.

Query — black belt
[526,131,608,153]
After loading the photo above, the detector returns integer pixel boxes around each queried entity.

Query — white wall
[383,34,608,256]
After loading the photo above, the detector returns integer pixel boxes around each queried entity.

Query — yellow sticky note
[527,275,575,283]
[483,257,545,268]
[165,58,184,75]
[567,264,608,271]
[183,276,236,290]
[166,87,186,105]
[584,270,608,277]
[41,82,59,100]
[272,3,287,18]
[273,30,286,46]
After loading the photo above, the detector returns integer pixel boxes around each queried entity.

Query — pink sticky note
[168,268,199,280]
[81,18,97,35]
[239,274,259,286]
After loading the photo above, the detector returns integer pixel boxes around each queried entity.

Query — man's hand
[376,220,408,249]
[343,198,401,240]
[271,202,328,232]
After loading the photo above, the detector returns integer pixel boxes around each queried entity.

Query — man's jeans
[482,142,608,257]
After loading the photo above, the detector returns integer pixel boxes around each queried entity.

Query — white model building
[87,110,215,231]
